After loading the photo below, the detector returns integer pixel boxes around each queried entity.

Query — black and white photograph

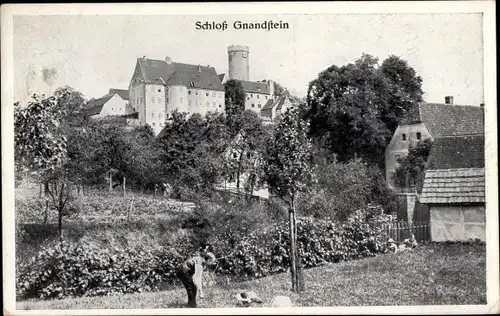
[1,2,498,315]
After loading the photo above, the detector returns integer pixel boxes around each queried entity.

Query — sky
[13,13,484,106]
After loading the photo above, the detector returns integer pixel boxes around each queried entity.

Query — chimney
[165,56,172,64]
[268,79,274,100]
[445,96,454,105]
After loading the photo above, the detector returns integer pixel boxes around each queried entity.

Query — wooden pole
[289,197,297,292]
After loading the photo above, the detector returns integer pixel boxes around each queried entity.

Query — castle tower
[228,45,249,81]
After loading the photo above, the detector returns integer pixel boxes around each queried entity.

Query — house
[84,88,134,118]
[260,95,292,122]
[385,96,485,190]
[128,56,225,135]
[217,130,269,199]
[419,135,485,242]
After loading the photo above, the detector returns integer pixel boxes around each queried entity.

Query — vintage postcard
[1,1,498,315]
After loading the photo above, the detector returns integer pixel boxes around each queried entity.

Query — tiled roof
[137,58,224,91]
[261,98,275,111]
[426,135,484,170]
[218,73,226,82]
[121,112,138,119]
[240,80,270,94]
[84,94,114,116]
[400,103,484,137]
[419,168,485,204]
[109,88,129,100]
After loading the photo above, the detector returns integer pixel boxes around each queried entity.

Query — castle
[126,45,278,135]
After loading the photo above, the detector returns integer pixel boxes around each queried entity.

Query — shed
[419,135,485,241]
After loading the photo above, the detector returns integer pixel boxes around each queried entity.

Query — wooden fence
[382,220,430,243]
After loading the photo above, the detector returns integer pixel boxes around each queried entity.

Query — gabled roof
[84,94,114,116]
[240,80,270,94]
[109,88,129,100]
[135,58,224,91]
[218,73,226,82]
[261,99,275,111]
[425,135,485,170]
[400,103,484,137]
[419,168,485,204]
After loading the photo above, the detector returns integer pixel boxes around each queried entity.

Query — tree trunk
[123,176,126,197]
[289,200,297,292]
[109,173,112,191]
[58,207,63,241]
[44,199,49,226]
[292,200,304,292]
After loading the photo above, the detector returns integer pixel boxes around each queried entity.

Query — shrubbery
[17,204,393,300]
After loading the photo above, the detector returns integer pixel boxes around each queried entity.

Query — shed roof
[419,168,485,204]
[400,103,484,137]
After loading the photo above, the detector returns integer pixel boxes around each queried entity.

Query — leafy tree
[14,94,72,238]
[223,110,270,197]
[394,138,433,190]
[224,79,246,130]
[262,106,313,292]
[305,54,424,167]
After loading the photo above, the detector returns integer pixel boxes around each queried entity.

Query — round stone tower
[228,45,249,81]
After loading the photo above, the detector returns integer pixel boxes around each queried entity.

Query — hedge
[17,205,393,300]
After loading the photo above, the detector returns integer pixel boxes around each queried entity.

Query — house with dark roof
[385,97,485,190]
[260,95,292,123]
[84,88,134,118]
[128,56,225,135]
[419,135,485,241]
[216,130,270,199]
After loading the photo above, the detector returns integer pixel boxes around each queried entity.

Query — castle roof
[109,88,129,100]
[400,103,484,137]
[240,80,270,94]
[136,58,224,91]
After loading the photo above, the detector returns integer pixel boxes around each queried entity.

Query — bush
[296,156,393,222]
[17,204,392,299]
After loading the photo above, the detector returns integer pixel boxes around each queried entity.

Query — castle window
[258,104,261,108]
[257,95,260,99]
[251,104,255,108]
[212,92,216,97]
[196,91,198,95]
[152,122,155,126]
[265,96,268,99]
[151,112,154,118]
[232,152,237,159]
[402,134,407,141]
[159,97,163,103]
[219,104,222,108]
[251,94,253,97]
[133,107,136,111]
[180,98,183,103]
[158,112,161,119]
[188,100,192,106]
[206,92,209,97]
[416,132,422,140]
[151,97,155,103]
[140,97,143,103]
[158,88,162,92]
[188,90,192,95]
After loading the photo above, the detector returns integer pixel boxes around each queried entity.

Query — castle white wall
[96,95,128,117]
[245,92,270,113]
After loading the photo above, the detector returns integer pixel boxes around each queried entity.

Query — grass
[17,242,486,310]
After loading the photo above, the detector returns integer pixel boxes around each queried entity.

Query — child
[176,251,216,308]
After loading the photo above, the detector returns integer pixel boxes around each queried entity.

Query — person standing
[176,251,216,308]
